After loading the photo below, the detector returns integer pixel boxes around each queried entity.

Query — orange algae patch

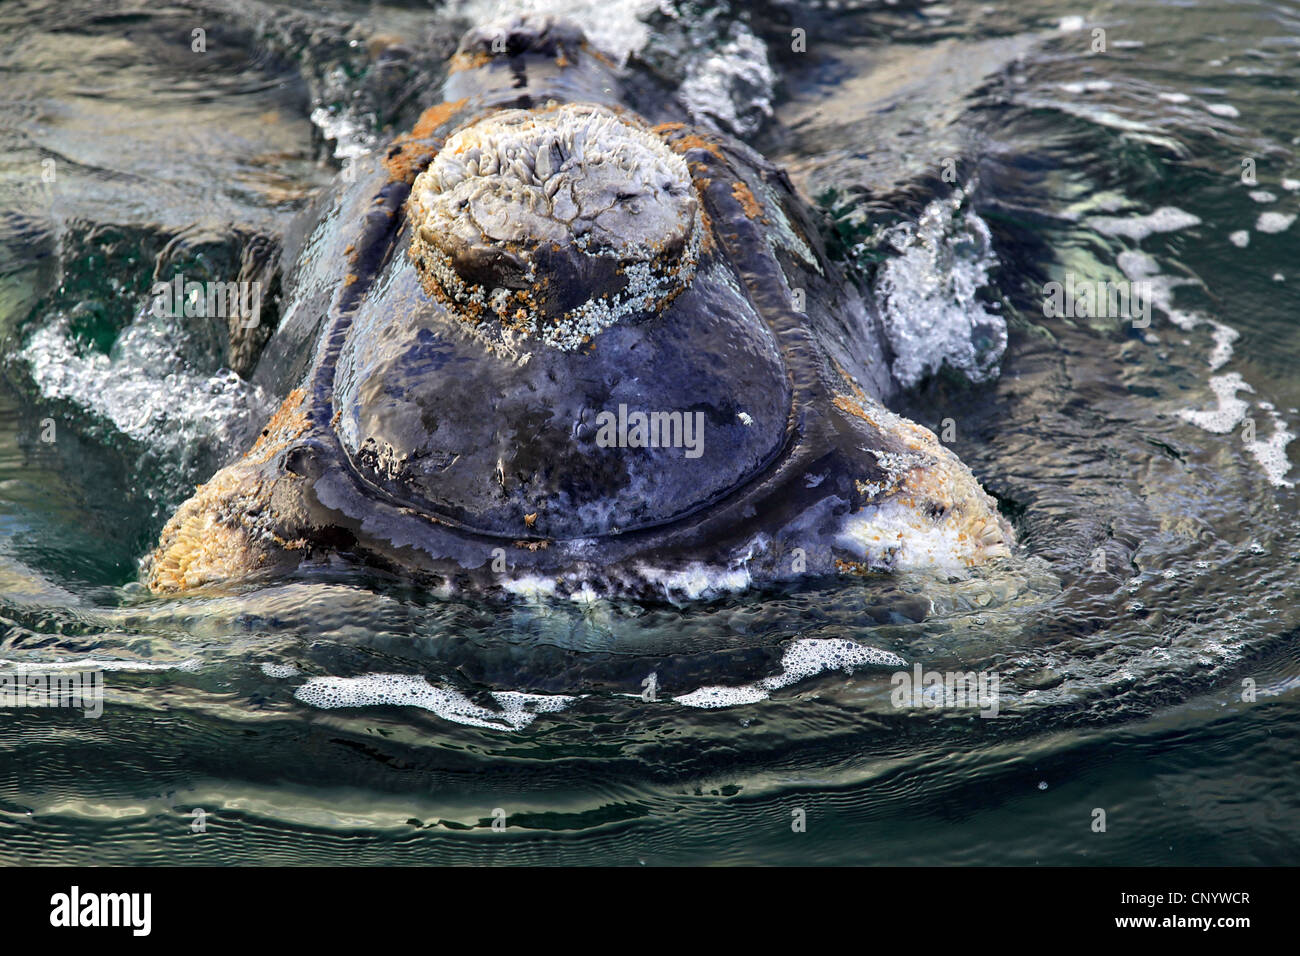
[730,179,766,223]
[830,358,867,402]
[658,127,728,163]
[244,389,310,466]
[382,99,469,183]
[580,41,616,69]
[447,50,493,74]
[831,394,882,431]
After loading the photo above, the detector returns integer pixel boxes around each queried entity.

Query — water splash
[870,190,1005,387]
[679,25,775,136]
[19,311,272,501]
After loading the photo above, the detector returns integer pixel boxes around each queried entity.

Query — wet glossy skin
[144,14,1012,598]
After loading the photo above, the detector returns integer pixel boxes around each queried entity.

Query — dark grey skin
[145,15,1011,600]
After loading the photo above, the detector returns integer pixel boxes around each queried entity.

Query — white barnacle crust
[408,104,702,349]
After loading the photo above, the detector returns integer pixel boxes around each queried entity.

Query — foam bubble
[309,104,377,161]
[294,673,575,731]
[1244,409,1297,488]
[260,663,300,678]
[1173,376,1297,487]
[1256,212,1296,234]
[568,584,601,605]
[1207,322,1239,372]
[1089,206,1201,240]
[461,1,776,137]
[1205,103,1240,118]
[1158,92,1191,104]
[673,638,908,709]
[1228,230,1250,248]
[1117,249,1220,348]
[1116,249,1159,277]
[1249,190,1277,203]
[773,639,907,684]
[673,684,769,709]
[1177,373,1251,434]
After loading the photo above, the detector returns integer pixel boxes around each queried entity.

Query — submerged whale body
[144,14,1013,599]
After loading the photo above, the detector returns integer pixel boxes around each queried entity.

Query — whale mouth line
[330,419,799,548]
[406,103,703,350]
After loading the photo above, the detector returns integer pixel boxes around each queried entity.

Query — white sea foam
[1205,103,1240,118]
[1116,249,1160,278]
[1228,230,1250,248]
[260,663,300,678]
[309,103,378,161]
[1207,322,1239,372]
[1115,245,1293,484]
[1256,212,1296,233]
[1244,407,1297,489]
[673,638,907,709]
[294,673,575,730]
[1177,373,1252,434]
[673,684,770,708]
[1089,206,1201,240]
[1117,252,1197,329]
[568,584,601,605]
[1173,375,1294,484]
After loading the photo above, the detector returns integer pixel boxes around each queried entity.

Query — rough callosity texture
[143,390,313,592]
[407,104,702,350]
[381,98,469,184]
[830,393,1013,569]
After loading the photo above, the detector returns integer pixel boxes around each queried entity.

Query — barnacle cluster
[830,393,1014,569]
[408,104,702,350]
